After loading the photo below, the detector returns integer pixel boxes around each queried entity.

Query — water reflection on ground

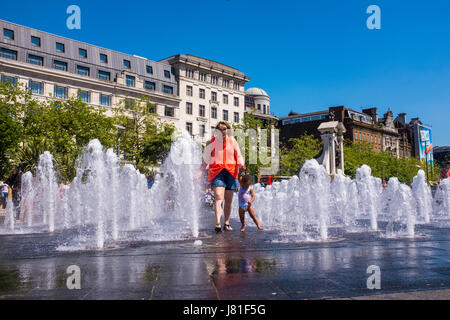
[1,225,450,300]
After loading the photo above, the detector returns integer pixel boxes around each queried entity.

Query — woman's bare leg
[223,190,234,230]
[214,187,225,227]
[248,206,263,230]
[239,208,246,231]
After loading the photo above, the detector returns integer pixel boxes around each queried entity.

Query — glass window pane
[78,90,90,103]
[53,60,67,71]
[29,80,43,95]
[98,70,110,81]
[100,94,111,106]
[76,65,90,76]
[0,47,17,60]
[144,81,155,90]
[54,86,68,99]
[126,75,135,87]
[27,54,43,66]
[79,48,87,58]
[31,36,40,47]
[3,29,14,40]
[163,85,173,94]
[56,42,65,52]
[1,75,17,85]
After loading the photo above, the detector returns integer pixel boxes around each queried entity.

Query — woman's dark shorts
[211,169,239,191]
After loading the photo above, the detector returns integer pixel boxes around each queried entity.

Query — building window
[211,107,217,119]
[223,94,228,104]
[199,105,205,117]
[1,75,17,85]
[165,106,174,117]
[257,104,261,111]
[31,36,41,47]
[98,70,110,81]
[186,102,193,115]
[223,79,229,88]
[186,85,193,97]
[233,82,240,90]
[211,91,217,102]
[186,122,193,136]
[78,90,90,103]
[123,59,131,69]
[76,65,90,76]
[29,80,43,95]
[3,28,14,40]
[56,42,65,53]
[148,103,157,114]
[263,105,266,114]
[79,48,87,58]
[223,110,228,121]
[234,112,239,123]
[144,80,155,90]
[146,65,153,74]
[53,60,67,71]
[54,85,68,99]
[27,54,43,66]
[125,98,135,108]
[199,73,206,82]
[0,47,17,60]
[100,54,108,63]
[163,85,173,94]
[186,69,194,78]
[199,124,205,138]
[199,88,205,99]
[126,75,135,87]
[100,94,111,106]
[211,75,218,85]
[164,70,171,79]
[234,97,239,107]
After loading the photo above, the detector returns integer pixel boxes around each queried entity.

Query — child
[238,175,263,232]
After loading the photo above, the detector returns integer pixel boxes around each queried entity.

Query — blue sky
[1,0,449,145]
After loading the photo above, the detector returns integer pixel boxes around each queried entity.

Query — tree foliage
[344,140,440,184]
[113,97,176,174]
[232,110,276,178]
[0,82,176,182]
[278,134,438,184]
[279,135,323,176]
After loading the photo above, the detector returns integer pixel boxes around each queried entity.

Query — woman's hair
[215,121,231,130]
[213,121,232,137]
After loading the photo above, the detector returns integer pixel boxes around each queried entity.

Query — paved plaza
[0,221,449,300]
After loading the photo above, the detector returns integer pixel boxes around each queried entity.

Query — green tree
[1,83,116,181]
[0,81,31,177]
[232,110,276,178]
[279,135,323,176]
[113,96,176,173]
[343,140,431,184]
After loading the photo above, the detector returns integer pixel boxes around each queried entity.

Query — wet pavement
[0,224,450,300]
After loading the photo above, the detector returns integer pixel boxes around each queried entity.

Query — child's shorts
[211,169,239,191]
[239,204,250,210]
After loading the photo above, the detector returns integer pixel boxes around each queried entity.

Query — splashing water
[412,170,432,224]
[2,135,449,247]
[1,133,203,249]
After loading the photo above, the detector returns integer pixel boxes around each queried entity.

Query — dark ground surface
[0,223,450,300]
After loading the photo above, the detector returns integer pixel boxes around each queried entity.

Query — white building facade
[160,54,250,144]
[0,21,254,146]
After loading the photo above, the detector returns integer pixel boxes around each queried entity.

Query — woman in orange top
[200,121,245,232]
